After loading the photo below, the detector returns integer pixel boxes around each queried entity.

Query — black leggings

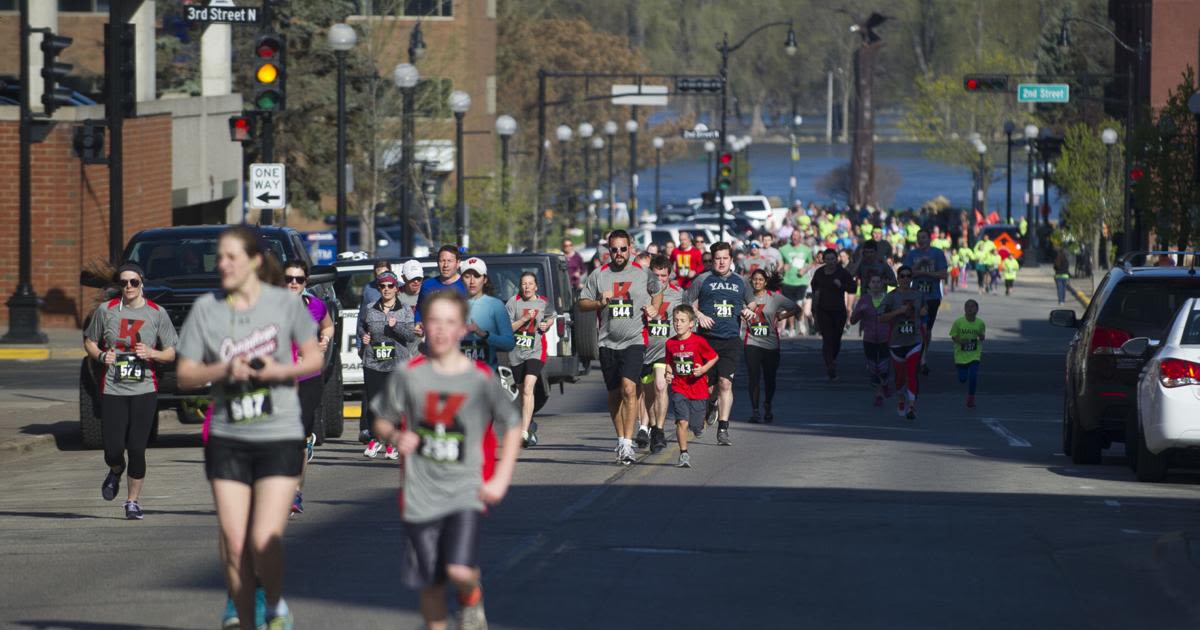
[744,345,781,410]
[815,308,848,368]
[362,367,390,435]
[298,376,323,437]
[101,392,157,479]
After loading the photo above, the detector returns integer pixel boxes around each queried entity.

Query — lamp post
[556,124,573,236]
[604,121,617,229]
[495,115,517,208]
[578,122,594,241]
[1101,127,1118,272]
[975,141,988,214]
[393,62,420,256]
[789,115,802,206]
[449,90,471,248]
[1003,120,1015,224]
[704,140,716,190]
[652,136,664,214]
[590,136,603,244]
[626,119,639,222]
[717,20,797,157]
[1024,123,1038,235]
[327,23,357,255]
[408,20,426,61]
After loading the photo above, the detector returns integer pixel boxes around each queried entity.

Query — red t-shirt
[665,333,717,400]
[672,247,706,289]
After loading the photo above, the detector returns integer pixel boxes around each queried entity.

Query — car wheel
[1124,415,1138,471]
[573,305,599,367]
[321,354,345,439]
[1133,422,1168,482]
[1061,396,1073,455]
[79,360,103,450]
[1069,409,1103,465]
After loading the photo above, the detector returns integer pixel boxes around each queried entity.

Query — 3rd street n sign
[1018,83,1070,103]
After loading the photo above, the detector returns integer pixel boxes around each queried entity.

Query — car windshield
[731,199,768,212]
[1099,279,1200,338]
[334,269,376,310]
[487,263,546,304]
[981,226,1020,240]
[1181,307,1200,345]
[125,236,288,280]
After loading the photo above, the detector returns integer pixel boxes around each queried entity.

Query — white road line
[801,423,927,432]
[981,418,1032,447]
[1105,499,1122,508]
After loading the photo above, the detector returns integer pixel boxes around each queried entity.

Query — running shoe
[222,589,268,629]
[384,445,399,460]
[677,452,692,468]
[906,405,917,420]
[458,600,488,630]
[614,442,625,464]
[620,442,636,465]
[763,408,774,424]
[527,423,539,447]
[747,411,761,424]
[827,367,838,382]
[266,611,294,630]
[967,395,976,409]
[124,500,143,520]
[305,433,316,463]
[650,428,667,453]
[363,439,383,458]
[691,425,704,439]
[101,470,120,501]
[521,430,530,448]
[635,426,650,449]
[291,491,304,515]
[716,429,731,446]
[705,405,718,427]
[896,398,907,417]
[358,429,372,444]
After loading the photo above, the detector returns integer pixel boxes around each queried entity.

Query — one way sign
[249,163,286,209]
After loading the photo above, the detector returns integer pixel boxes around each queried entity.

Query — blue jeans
[956,361,980,395]
[1054,277,1068,304]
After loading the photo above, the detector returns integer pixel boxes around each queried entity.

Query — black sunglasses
[611,246,629,253]
[285,275,306,284]
[378,283,397,289]
[120,278,142,288]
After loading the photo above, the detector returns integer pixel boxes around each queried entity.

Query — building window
[403,0,452,17]
[59,0,109,11]
[0,0,15,10]
[414,78,452,118]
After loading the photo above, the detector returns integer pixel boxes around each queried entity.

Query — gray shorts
[669,392,707,426]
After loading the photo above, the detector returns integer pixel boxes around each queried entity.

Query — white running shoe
[384,445,399,460]
[364,439,383,458]
[621,442,636,465]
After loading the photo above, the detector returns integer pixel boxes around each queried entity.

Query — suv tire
[320,354,345,439]
[1069,409,1103,465]
[79,360,103,450]
[573,305,598,366]
[1133,421,1168,482]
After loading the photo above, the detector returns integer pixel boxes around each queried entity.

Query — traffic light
[676,77,723,93]
[252,33,286,112]
[1129,166,1146,201]
[103,23,137,118]
[228,114,256,142]
[963,74,1008,92]
[73,120,106,164]
[717,152,733,191]
[40,31,74,115]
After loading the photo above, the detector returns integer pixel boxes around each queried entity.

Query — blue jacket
[462,293,515,367]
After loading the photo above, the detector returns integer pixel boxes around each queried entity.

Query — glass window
[335,269,375,310]
[0,0,16,11]
[403,0,452,16]
[1182,308,1200,345]
[1099,279,1200,338]
[125,237,287,280]
[487,263,544,304]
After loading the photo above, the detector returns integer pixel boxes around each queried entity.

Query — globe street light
[556,125,573,238]
[704,140,716,190]
[1003,120,1015,223]
[975,141,988,213]
[590,136,604,243]
[1101,127,1119,271]
[327,23,357,254]
[626,119,639,218]
[449,90,471,248]
[652,136,665,213]
[393,62,420,255]
[604,121,617,229]
[495,114,516,208]
[1024,124,1039,233]
[790,115,803,205]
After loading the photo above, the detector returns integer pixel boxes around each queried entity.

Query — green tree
[1053,119,1124,273]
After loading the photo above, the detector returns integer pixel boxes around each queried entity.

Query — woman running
[82,262,177,520]
[808,248,857,381]
[742,269,800,423]
[459,256,515,368]
[361,270,417,460]
[506,272,555,447]
[176,226,321,630]
[880,265,928,420]
[849,274,891,406]
[283,260,334,515]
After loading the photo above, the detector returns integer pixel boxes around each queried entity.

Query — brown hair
[672,304,697,321]
[220,225,284,286]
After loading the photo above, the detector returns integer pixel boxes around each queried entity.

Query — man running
[639,255,684,453]
[579,230,662,464]
[902,230,947,375]
[778,229,814,337]
[672,231,705,290]
[686,242,755,446]
[416,245,467,322]
[741,241,775,278]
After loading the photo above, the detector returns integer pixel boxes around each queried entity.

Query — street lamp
[604,121,617,229]
[652,136,664,214]
[790,115,803,206]
[327,23,357,255]
[626,119,639,220]
[556,124,573,236]
[408,20,427,62]
[1024,124,1040,267]
[975,141,988,214]
[590,136,604,243]
[1003,120,1015,224]
[577,122,594,241]
[495,114,517,208]
[1101,127,1118,272]
[393,62,420,256]
[704,140,716,190]
[449,89,471,248]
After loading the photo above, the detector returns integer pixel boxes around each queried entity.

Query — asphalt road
[2,277,1200,629]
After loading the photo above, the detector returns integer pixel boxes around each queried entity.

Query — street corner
[1065,282,1090,307]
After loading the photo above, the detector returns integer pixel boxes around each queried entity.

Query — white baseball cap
[460,256,488,276]
[400,260,424,282]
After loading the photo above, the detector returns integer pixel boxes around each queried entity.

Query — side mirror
[1049,309,1078,328]
[80,269,109,289]
[308,264,336,285]
[1121,337,1151,356]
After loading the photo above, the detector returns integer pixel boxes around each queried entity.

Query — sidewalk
[0,327,86,361]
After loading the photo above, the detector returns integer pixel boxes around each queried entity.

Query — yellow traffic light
[256,63,278,84]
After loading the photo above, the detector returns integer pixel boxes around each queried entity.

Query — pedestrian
[987,249,1002,294]
[82,261,178,520]
[973,237,996,294]
[849,273,892,407]
[880,265,927,420]
[416,245,467,323]
[506,271,555,447]
[902,230,948,376]
[686,242,755,446]
[1000,250,1019,296]
[176,226,323,630]
[1053,249,1070,305]
[741,240,775,278]
[759,232,783,270]
[282,260,335,515]
[664,305,719,468]
[578,230,662,465]
[949,299,986,409]
[356,260,392,339]
[672,231,705,290]
[459,257,515,367]
[562,238,585,290]
[640,255,684,453]
[742,269,800,423]
[370,290,522,630]
[361,270,418,460]
[808,248,857,381]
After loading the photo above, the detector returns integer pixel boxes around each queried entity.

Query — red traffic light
[1129,167,1145,182]
[719,152,733,165]
[966,78,979,90]
[228,115,256,142]
[256,38,281,59]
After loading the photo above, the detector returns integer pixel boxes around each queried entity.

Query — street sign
[611,84,668,107]
[1017,83,1070,103]
[249,162,286,209]
[184,1,260,25]
[682,129,720,140]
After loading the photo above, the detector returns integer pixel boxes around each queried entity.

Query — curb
[0,347,85,362]
[1066,282,1090,307]
[0,433,57,456]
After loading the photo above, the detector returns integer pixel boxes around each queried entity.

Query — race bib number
[607,298,633,319]
[115,353,145,383]
[915,278,935,294]
[960,339,978,352]
[648,322,670,338]
[750,324,771,337]
[715,301,735,319]
[227,387,272,424]
[673,358,695,376]
[515,333,536,349]
[461,341,488,361]
[372,342,396,361]
[899,321,916,336]
[417,424,464,463]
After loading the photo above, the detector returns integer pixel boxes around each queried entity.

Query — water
[634,142,1060,220]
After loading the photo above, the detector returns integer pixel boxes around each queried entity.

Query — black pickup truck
[79,225,345,448]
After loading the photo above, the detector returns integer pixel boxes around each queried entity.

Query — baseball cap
[460,256,488,276]
[400,260,424,282]
[376,271,399,285]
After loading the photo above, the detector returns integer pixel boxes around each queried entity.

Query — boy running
[639,255,684,453]
[371,291,521,630]
[949,299,986,408]
[664,305,718,468]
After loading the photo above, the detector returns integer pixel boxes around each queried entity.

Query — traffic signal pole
[105,1,127,264]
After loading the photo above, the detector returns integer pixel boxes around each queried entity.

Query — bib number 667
[229,392,267,423]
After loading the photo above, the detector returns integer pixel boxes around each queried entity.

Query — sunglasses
[120,278,142,288]
[611,246,629,253]
[379,283,397,289]
[285,275,307,284]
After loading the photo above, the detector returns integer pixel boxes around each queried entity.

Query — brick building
[1110,0,1200,113]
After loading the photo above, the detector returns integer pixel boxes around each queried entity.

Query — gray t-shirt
[506,294,555,365]
[177,285,316,443]
[880,288,926,348]
[742,256,777,277]
[744,291,798,351]
[580,262,661,350]
[359,298,417,372]
[644,283,685,364]
[370,357,520,522]
[84,298,178,396]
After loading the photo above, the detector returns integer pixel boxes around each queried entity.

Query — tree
[1053,119,1124,273]
[1137,67,1199,259]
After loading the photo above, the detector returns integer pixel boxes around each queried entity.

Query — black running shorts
[511,358,544,383]
[704,335,742,383]
[782,284,808,302]
[402,510,483,589]
[204,436,304,484]
[599,345,645,391]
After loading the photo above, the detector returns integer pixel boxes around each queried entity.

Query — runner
[741,241,776,278]
[282,260,335,515]
[640,255,684,453]
[82,262,177,520]
[1000,249,1019,296]
[506,271,554,447]
[902,230,947,375]
[808,248,857,381]
[176,226,321,630]
[416,245,467,322]
[399,260,425,355]
[672,231,705,290]
[777,230,813,338]
[370,290,521,630]
[850,240,897,290]
[880,265,927,420]
[849,274,892,406]
[759,233,783,270]
[357,259,392,341]
[459,257,515,368]
[743,269,800,423]
[686,242,755,446]
[361,270,418,460]
[949,299,986,408]
[665,305,718,468]
[578,229,662,464]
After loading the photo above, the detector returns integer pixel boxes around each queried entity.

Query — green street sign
[1018,83,1070,103]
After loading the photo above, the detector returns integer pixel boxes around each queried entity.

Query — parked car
[1125,296,1200,481]
[724,194,774,229]
[1049,252,1200,464]
[629,225,718,252]
[78,225,344,449]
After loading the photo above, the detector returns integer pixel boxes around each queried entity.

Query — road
[2,274,1200,629]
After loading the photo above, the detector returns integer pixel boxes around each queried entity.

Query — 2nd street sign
[184,1,260,25]
[249,163,286,209]
[1018,83,1070,103]
[682,129,721,140]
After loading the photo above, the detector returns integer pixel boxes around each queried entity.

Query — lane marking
[611,546,702,555]
[981,418,1031,447]
[800,423,927,433]
[1105,499,1121,508]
